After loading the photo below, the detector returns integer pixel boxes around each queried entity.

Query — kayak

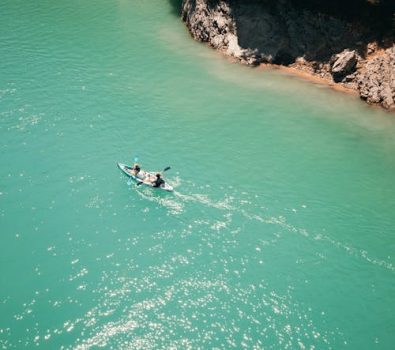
[117,163,174,192]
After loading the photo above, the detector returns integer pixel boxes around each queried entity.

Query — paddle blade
[163,166,171,172]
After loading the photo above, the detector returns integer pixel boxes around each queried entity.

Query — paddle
[136,166,171,186]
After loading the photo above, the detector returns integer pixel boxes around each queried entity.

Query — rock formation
[181,0,242,58]
[331,50,358,83]
[180,0,395,110]
[358,46,395,109]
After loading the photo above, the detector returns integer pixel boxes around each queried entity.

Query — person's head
[156,173,161,178]
[134,163,140,169]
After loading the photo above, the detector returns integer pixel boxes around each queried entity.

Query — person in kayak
[130,163,145,179]
[152,173,165,188]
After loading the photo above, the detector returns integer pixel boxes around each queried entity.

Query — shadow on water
[168,0,183,16]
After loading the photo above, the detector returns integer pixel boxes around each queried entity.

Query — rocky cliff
[180,0,395,110]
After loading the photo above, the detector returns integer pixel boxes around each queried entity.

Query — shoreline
[259,63,395,113]
[259,63,359,96]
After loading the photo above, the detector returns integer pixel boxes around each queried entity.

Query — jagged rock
[226,33,243,57]
[357,46,395,110]
[181,0,243,59]
[239,48,262,66]
[367,42,378,55]
[331,50,358,82]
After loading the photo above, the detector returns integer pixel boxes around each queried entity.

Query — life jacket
[153,177,165,187]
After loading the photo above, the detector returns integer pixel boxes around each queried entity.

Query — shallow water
[1,0,395,349]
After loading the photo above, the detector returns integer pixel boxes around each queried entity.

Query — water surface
[1,0,395,349]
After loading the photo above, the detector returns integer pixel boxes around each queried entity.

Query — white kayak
[117,163,174,192]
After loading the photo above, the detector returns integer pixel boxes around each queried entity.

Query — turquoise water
[1,0,395,349]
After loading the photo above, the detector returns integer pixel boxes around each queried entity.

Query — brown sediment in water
[259,64,359,96]
[259,64,395,113]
